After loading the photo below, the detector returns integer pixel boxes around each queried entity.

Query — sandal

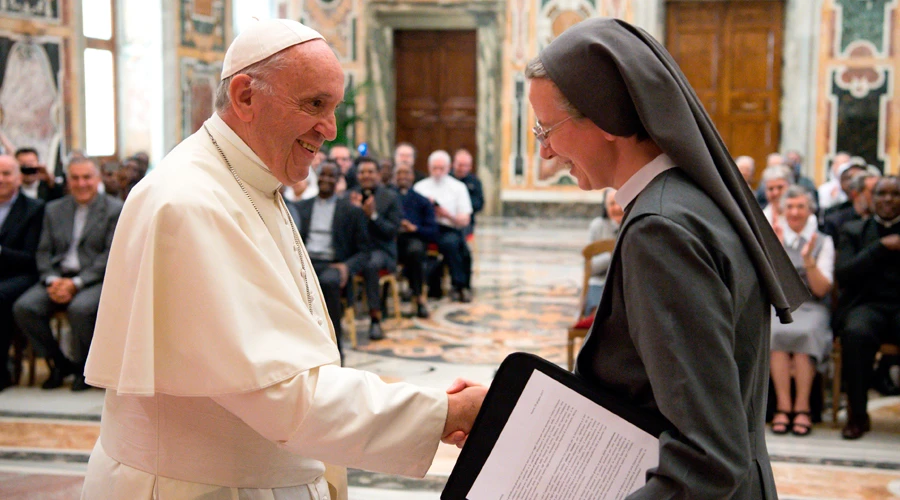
[771,410,791,435]
[791,410,813,437]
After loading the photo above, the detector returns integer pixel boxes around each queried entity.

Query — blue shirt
[395,187,438,243]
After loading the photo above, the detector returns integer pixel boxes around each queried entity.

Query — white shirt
[817,179,847,211]
[615,154,677,209]
[60,203,89,274]
[413,174,472,228]
[782,222,834,283]
[20,180,39,199]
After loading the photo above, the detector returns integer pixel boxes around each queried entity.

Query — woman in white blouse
[769,185,834,436]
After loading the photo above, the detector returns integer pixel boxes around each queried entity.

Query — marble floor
[1,217,899,499]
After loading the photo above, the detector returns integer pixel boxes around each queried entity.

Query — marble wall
[176,0,229,140]
[814,0,899,179]
[0,1,70,174]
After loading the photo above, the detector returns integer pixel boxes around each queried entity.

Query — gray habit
[539,18,809,500]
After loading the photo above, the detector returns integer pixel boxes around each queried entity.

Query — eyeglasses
[532,116,573,148]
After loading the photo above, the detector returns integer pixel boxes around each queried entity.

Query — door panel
[395,30,477,174]
[667,1,783,186]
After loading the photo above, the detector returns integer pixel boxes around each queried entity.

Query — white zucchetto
[221,19,324,80]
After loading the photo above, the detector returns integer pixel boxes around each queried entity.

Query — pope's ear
[228,74,255,122]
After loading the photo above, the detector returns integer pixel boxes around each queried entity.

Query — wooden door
[394,30,477,174]
[666,1,783,186]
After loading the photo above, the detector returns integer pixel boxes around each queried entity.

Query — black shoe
[872,374,900,396]
[369,321,384,341]
[42,360,74,390]
[450,289,463,302]
[460,288,473,303]
[416,302,430,319]
[841,413,871,440]
[71,374,91,392]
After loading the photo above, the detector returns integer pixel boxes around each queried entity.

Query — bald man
[0,155,44,389]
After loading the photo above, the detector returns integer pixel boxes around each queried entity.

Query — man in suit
[349,157,402,340]
[15,148,65,202]
[393,162,437,318]
[13,157,123,391]
[834,176,900,439]
[0,155,44,389]
[452,148,484,237]
[526,19,806,498]
[295,162,371,354]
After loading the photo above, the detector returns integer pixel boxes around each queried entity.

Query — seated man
[451,148,484,237]
[734,155,755,189]
[822,170,879,245]
[834,175,900,439]
[329,144,357,193]
[823,159,868,217]
[393,161,437,318]
[13,157,122,391]
[414,150,474,302]
[0,155,44,389]
[15,147,65,202]
[349,157,402,340]
[295,162,370,353]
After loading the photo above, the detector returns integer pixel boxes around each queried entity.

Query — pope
[81,19,486,499]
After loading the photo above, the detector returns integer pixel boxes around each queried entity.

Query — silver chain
[204,126,314,316]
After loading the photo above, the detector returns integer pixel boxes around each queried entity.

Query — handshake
[441,378,489,448]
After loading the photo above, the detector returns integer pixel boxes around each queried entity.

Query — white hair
[427,150,451,167]
[214,49,293,112]
[780,185,817,214]
[761,164,793,186]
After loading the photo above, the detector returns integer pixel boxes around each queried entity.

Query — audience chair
[351,271,402,321]
[567,239,617,371]
[13,311,70,387]
[10,327,35,386]
[341,298,357,348]
[425,243,451,298]
[831,338,900,427]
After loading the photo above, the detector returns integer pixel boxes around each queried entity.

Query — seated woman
[769,185,834,436]
[584,188,623,316]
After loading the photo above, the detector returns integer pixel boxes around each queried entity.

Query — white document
[467,371,658,500]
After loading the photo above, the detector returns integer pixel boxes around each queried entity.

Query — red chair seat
[573,316,594,329]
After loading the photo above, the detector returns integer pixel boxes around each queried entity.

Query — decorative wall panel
[180,0,227,52]
[0,0,60,22]
[301,0,357,63]
[180,58,220,140]
[0,34,64,168]
[816,0,898,176]
[175,0,229,140]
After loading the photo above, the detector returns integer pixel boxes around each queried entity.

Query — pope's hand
[442,378,488,448]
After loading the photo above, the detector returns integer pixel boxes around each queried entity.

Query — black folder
[442,352,669,499]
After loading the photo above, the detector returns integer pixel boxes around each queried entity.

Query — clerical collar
[875,213,900,228]
[615,154,677,209]
[205,113,282,196]
[21,180,39,199]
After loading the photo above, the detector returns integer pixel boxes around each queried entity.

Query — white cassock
[82,114,447,499]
